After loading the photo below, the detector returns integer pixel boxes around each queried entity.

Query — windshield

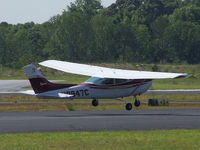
[85,77,103,84]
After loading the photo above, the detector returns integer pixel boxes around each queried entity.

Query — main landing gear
[125,96,141,111]
[91,97,140,111]
[92,99,99,107]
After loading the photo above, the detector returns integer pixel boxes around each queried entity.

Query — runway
[0,80,61,96]
[0,109,200,134]
[0,80,30,91]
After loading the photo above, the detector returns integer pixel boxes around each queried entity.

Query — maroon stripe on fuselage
[29,78,76,94]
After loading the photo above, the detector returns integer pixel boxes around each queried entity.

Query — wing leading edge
[39,60,187,79]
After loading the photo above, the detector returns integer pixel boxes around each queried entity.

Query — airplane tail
[23,64,75,94]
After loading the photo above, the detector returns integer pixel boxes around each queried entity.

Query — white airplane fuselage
[36,80,152,99]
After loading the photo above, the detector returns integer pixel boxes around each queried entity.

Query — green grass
[0,130,200,150]
[0,94,200,112]
[0,102,199,112]
[1,94,200,103]
[151,78,200,89]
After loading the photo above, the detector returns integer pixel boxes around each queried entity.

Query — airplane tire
[126,103,132,111]
[134,100,140,107]
[92,99,98,107]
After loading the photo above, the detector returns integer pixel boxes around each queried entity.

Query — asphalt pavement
[0,80,29,91]
[0,109,199,134]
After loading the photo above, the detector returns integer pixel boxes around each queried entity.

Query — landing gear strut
[92,99,99,107]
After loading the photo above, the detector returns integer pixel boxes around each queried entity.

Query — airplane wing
[0,90,36,96]
[39,60,187,79]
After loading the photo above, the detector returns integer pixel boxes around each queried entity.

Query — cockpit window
[115,79,129,84]
[101,78,114,85]
[85,77,114,85]
[85,77,130,85]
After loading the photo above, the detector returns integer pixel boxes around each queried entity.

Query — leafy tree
[0,35,6,65]
[163,0,181,15]
[68,0,103,17]
[149,16,170,63]
[133,24,150,63]
[164,21,200,64]
[91,15,116,62]
[1,0,200,68]
[170,5,200,24]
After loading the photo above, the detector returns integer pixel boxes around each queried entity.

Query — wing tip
[174,73,188,79]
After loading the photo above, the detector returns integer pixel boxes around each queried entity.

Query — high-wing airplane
[23,60,187,110]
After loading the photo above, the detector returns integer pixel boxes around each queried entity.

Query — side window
[101,78,114,85]
[115,79,128,84]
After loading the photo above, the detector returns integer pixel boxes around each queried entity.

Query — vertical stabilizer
[23,64,49,94]
[23,64,75,94]
[23,64,44,79]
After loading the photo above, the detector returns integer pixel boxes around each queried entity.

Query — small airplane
[23,60,187,110]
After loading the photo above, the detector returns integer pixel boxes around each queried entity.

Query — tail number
[64,89,89,97]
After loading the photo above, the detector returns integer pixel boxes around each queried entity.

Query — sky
[0,0,116,24]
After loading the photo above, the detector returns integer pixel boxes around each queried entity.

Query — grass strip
[1,94,200,102]
[0,94,200,112]
[0,130,200,150]
[0,103,199,112]
[151,78,200,90]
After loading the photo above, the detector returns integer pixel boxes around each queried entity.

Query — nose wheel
[92,99,99,107]
[125,103,132,111]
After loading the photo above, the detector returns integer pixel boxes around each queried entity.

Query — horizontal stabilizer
[19,90,36,95]
[39,60,187,79]
[0,90,35,96]
[36,92,73,99]
[58,93,73,98]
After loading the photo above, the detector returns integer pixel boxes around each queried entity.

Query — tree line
[1,0,200,69]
